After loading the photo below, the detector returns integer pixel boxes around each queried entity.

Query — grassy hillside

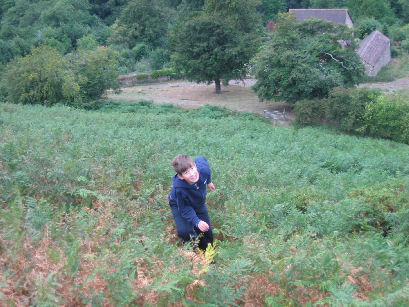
[1,101,409,305]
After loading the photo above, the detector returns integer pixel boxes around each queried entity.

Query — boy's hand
[198,221,210,232]
[207,182,215,191]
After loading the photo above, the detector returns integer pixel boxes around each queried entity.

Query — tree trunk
[215,79,221,94]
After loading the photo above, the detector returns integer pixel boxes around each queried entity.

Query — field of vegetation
[1,101,409,305]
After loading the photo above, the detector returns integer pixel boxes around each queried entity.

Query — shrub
[391,45,402,58]
[357,18,381,39]
[295,88,382,129]
[294,98,327,126]
[77,34,98,51]
[387,24,408,42]
[136,73,149,80]
[2,45,82,106]
[150,68,175,79]
[0,39,15,65]
[325,87,381,132]
[293,87,408,144]
[401,40,409,53]
[68,48,120,103]
[132,43,149,61]
[150,48,169,70]
[360,94,409,144]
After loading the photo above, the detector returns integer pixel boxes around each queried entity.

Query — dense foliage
[0,0,408,95]
[2,46,80,106]
[108,0,168,49]
[294,87,409,144]
[0,0,407,69]
[2,45,120,107]
[1,102,409,305]
[169,0,262,93]
[252,14,364,104]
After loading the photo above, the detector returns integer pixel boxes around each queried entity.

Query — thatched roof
[289,9,352,26]
[357,30,390,66]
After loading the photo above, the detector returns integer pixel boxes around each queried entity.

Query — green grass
[1,101,409,305]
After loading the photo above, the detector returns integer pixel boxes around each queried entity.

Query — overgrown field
[1,101,409,306]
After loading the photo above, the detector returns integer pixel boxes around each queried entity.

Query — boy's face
[177,164,199,185]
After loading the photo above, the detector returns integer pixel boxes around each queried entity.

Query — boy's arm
[177,196,201,227]
[195,157,212,183]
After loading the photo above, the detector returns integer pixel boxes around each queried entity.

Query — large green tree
[108,0,168,49]
[251,13,364,104]
[345,0,395,24]
[257,0,287,25]
[169,0,262,93]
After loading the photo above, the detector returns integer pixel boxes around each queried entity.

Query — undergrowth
[1,101,409,305]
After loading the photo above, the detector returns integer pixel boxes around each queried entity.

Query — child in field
[168,154,215,251]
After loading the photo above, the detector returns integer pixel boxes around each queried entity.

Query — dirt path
[107,77,409,127]
[358,77,409,93]
[108,79,294,127]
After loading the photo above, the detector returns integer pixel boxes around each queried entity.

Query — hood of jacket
[171,174,198,190]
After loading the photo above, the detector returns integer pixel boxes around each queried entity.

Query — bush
[132,43,149,61]
[0,39,16,65]
[150,48,169,70]
[2,45,120,108]
[2,45,82,106]
[77,34,98,51]
[136,73,149,80]
[357,18,381,39]
[391,45,402,58]
[294,87,382,130]
[294,98,327,126]
[387,24,408,42]
[361,94,409,144]
[150,68,175,79]
[293,87,409,145]
[325,87,381,132]
[68,48,120,103]
[401,40,409,53]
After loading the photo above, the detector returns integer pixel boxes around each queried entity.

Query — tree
[169,0,262,93]
[357,18,382,39]
[394,0,409,23]
[345,0,395,24]
[251,13,364,104]
[68,48,121,102]
[257,0,287,25]
[177,0,205,13]
[309,0,345,8]
[108,0,168,49]
[89,0,130,25]
[2,46,81,106]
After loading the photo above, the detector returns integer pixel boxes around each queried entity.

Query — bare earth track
[108,78,409,127]
[108,80,294,126]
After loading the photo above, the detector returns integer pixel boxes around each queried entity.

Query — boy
[168,154,215,251]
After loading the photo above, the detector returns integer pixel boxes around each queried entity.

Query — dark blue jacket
[168,157,212,227]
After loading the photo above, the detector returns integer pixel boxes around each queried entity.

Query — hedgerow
[1,102,409,305]
[295,87,409,144]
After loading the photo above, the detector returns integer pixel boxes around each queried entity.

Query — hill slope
[1,102,409,305]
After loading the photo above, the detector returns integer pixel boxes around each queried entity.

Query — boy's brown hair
[171,154,194,174]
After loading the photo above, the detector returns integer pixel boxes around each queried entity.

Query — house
[357,30,391,77]
[289,9,354,28]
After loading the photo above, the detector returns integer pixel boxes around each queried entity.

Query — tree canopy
[108,0,168,49]
[169,0,262,93]
[251,13,364,104]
